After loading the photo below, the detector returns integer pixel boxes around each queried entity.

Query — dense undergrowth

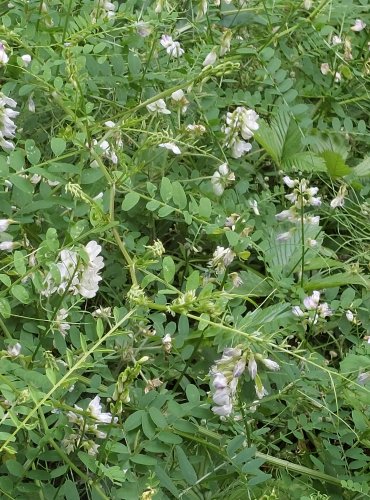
[0,0,370,498]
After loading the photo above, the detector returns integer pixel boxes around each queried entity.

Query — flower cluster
[208,245,235,274]
[292,290,332,324]
[160,35,184,58]
[222,107,259,158]
[209,348,246,417]
[42,241,104,299]
[211,163,235,196]
[276,176,321,243]
[64,395,117,456]
[0,93,19,151]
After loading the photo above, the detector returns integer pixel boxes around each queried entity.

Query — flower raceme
[292,290,332,325]
[209,348,280,418]
[222,106,259,158]
[42,241,104,299]
[0,93,19,151]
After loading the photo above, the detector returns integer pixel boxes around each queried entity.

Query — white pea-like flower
[332,35,342,46]
[7,343,21,357]
[146,99,171,115]
[248,358,258,380]
[303,290,321,310]
[203,49,217,67]
[21,54,32,66]
[0,219,11,232]
[88,396,116,423]
[160,35,184,58]
[0,42,8,65]
[320,63,330,75]
[0,241,15,251]
[261,359,280,371]
[330,185,347,208]
[159,142,181,155]
[351,19,366,32]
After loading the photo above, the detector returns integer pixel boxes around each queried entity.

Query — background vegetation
[0,0,369,498]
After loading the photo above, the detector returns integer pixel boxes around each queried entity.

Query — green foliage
[0,0,369,498]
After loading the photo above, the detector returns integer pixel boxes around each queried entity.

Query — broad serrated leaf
[321,150,351,177]
[353,157,370,177]
[282,152,326,173]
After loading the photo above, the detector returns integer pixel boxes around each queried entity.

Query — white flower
[230,272,243,287]
[93,139,119,165]
[317,302,332,318]
[160,35,184,58]
[212,387,231,406]
[231,138,252,158]
[171,89,189,113]
[77,241,105,298]
[330,185,347,208]
[7,343,21,357]
[212,403,233,417]
[276,231,292,241]
[104,120,116,128]
[303,0,312,9]
[233,359,246,377]
[358,372,370,385]
[303,290,321,310]
[346,310,355,322]
[88,396,115,423]
[55,308,70,336]
[248,358,258,379]
[21,54,32,66]
[292,306,304,317]
[351,19,366,32]
[320,63,330,75]
[85,441,100,456]
[306,238,318,248]
[186,123,206,135]
[220,30,232,56]
[255,384,268,400]
[42,241,104,299]
[159,142,181,155]
[334,72,341,83]
[261,359,280,371]
[305,215,320,225]
[92,306,112,318]
[135,21,152,38]
[212,373,228,389]
[211,163,235,196]
[0,219,11,232]
[203,50,217,67]
[28,96,35,113]
[332,35,342,46]
[0,42,8,65]
[223,107,259,158]
[0,93,19,151]
[249,200,260,216]
[275,209,297,222]
[0,241,15,251]
[209,246,235,272]
[162,333,172,352]
[283,176,298,188]
[146,99,171,115]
